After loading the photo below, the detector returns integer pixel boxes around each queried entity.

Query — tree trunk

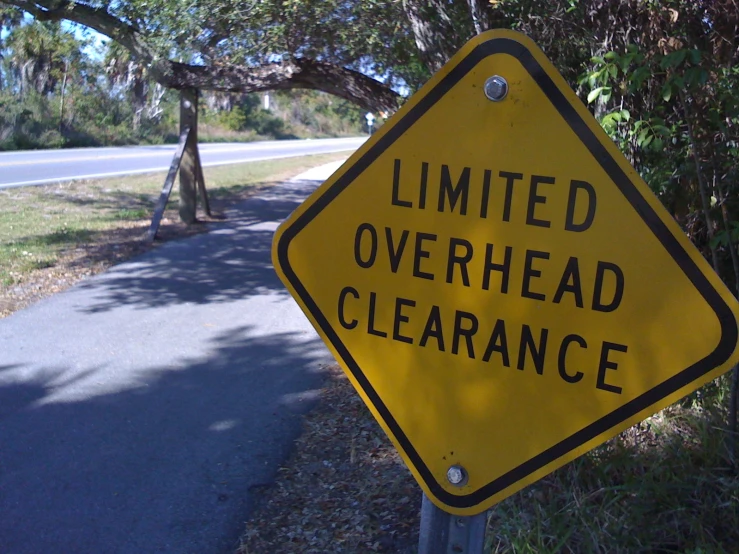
[179,89,198,225]
[59,59,68,134]
[131,75,146,131]
[147,83,166,121]
[402,0,458,73]
[466,0,489,35]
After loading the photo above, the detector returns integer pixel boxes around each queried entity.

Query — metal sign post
[418,495,487,554]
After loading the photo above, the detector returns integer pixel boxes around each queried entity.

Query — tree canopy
[2,0,736,259]
[1,0,737,267]
[1,0,432,111]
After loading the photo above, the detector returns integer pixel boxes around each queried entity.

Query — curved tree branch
[2,0,402,112]
[156,59,401,113]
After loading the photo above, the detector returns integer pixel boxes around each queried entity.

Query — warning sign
[273,30,739,515]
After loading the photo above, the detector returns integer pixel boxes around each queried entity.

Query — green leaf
[637,128,650,146]
[600,114,615,129]
[660,50,687,70]
[630,66,651,88]
[662,85,672,102]
[590,56,606,65]
[587,87,606,104]
[672,50,687,67]
[608,64,618,79]
[688,49,701,64]
[592,68,607,84]
[621,110,631,121]
[604,51,618,61]
[684,67,700,86]
[710,234,724,249]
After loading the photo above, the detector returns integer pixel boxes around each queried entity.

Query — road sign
[272,30,739,515]
[365,112,376,135]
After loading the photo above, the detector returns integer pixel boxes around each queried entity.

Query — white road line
[0,149,358,189]
[0,138,365,167]
[0,144,307,167]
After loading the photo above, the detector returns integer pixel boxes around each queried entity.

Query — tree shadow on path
[76,179,320,314]
[0,177,335,553]
[0,326,330,554]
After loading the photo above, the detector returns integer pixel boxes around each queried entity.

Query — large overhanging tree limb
[158,59,401,113]
[3,0,402,112]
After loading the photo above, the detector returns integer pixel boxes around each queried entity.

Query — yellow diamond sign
[273,30,739,515]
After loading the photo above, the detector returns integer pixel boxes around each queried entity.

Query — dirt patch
[0,152,348,319]
[0,214,213,318]
[239,367,420,554]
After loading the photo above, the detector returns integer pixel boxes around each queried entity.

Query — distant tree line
[0,12,365,150]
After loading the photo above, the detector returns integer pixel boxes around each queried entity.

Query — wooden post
[146,125,192,242]
[179,89,199,224]
[194,146,212,217]
[147,88,213,238]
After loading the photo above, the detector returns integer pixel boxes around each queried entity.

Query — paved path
[0,138,364,188]
[0,161,344,553]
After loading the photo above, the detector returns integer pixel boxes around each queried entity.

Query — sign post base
[417,494,487,554]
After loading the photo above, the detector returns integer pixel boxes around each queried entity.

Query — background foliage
[0,17,366,150]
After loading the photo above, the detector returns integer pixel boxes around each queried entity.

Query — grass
[486,379,738,553]
[0,152,347,289]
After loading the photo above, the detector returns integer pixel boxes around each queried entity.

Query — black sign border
[277,37,738,509]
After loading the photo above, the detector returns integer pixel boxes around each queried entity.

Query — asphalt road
[0,137,365,188]
[0,162,343,553]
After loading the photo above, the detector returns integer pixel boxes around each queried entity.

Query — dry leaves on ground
[240,366,421,554]
[0,213,218,318]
